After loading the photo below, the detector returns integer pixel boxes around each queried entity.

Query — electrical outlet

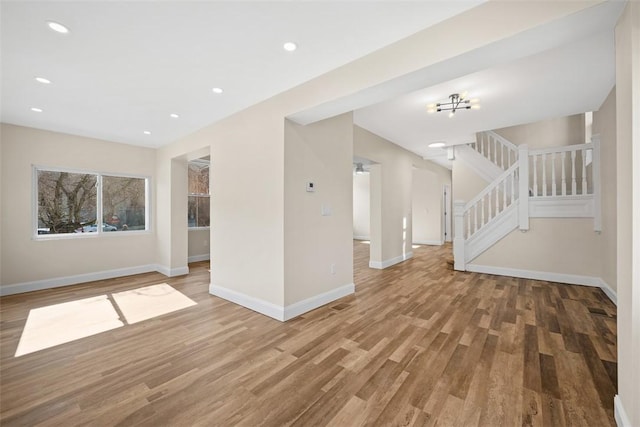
[330,263,336,275]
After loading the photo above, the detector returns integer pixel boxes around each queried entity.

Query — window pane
[102,176,146,231]
[188,196,210,228]
[37,170,97,234]
[188,163,209,195]
[197,196,210,227]
[188,196,197,227]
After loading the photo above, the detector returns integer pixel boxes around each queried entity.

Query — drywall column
[369,164,383,266]
[283,113,354,314]
[155,157,189,276]
[170,158,189,274]
[615,3,640,426]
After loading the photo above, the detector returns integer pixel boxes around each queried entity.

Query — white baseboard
[353,235,370,241]
[369,251,413,269]
[209,284,285,321]
[0,264,158,297]
[155,265,190,277]
[597,278,617,305]
[188,254,210,263]
[209,282,356,322]
[284,283,355,321]
[413,239,443,246]
[465,264,617,305]
[614,395,631,427]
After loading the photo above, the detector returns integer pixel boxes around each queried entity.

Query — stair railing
[471,131,519,170]
[455,134,602,271]
[454,163,519,270]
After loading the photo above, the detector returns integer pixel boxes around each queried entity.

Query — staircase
[453,131,601,271]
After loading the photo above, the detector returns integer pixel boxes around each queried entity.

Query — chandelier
[428,93,479,117]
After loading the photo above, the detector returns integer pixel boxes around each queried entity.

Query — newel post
[453,200,466,271]
[518,144,530,231]
[592,134,602,232]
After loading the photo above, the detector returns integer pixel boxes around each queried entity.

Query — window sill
[33,230,153,241]
[188,227,210,231]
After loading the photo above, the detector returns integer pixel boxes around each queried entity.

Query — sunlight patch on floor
[112,283,197,324]
[15,295,124,357]
[15,284,197,357]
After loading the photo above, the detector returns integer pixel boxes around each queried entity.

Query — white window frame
[32,165,151,240]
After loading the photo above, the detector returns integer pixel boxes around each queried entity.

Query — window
[35,167,148,236]
[188,160,210,228]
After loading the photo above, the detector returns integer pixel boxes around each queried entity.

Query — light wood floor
[0,242,617,426]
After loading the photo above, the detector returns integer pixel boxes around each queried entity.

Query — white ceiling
[0,0,483,148]
[354,30,616,168]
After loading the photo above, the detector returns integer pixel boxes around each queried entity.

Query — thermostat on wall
[306,182,315,192]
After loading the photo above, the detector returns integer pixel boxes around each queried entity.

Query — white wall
[473,218,601,277]
[160,101,286,307]
[188,229,210,262]
[494,114,585,148]
[353,172,370,240]
[412,168,443,245]
[593,87,617,291]
[0,124,157,290]
[284,113,354,305]
[615,3,640,425]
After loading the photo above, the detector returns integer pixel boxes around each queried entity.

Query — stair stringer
[465,202,519,264]
[455,144,504,183]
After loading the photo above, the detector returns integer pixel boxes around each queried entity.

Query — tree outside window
[36,168,148,235]
[188,161,210,228]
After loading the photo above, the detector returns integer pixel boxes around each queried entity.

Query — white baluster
[561,152,567,196]
[542,153,547,196]
[453,201,466,271]
[481,198,485,227]
[487,136,491,162]
[494,139,498,165]
[494,187,498,217]
[466,210,471,239]
[480,134,484,156]
[473,205,478,235]
[511,170,515,204]
[532,155,538,196]
[571,150,577,195]
[503,176,507,210]
[500,144,504,169]
[582,149,587,195]
[551,153,556,196]
[486,192,490,220]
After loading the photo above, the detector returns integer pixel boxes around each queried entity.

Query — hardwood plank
[0,246,617,426]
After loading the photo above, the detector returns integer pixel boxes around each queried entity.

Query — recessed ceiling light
[170,113,179,118]
[35,77,51,84]
[283,42,297,52]
[47,21,70,34]
[428,142,445,148]
[212,87,223,94]
[143,130,151,135]
[30,107,43,113]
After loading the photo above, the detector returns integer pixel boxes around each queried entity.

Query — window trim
[32,165,152,240]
